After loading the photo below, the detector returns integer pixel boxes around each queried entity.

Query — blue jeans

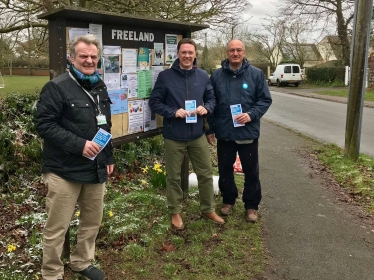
[217,139,261,210]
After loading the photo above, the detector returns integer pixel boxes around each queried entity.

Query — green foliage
[113,136,164,173]
[0,91,42,193]
[141,163,167,189]
[200,45,215,75]
[306,66,345,83]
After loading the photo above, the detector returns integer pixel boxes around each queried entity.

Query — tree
[280,19,315,67]
[249,18,287,70]
[0,0,251,34]
[280,0,355,66]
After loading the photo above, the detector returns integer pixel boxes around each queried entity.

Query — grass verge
[313,143,374,214]
[0,75,49,97]
[317,89,374,102]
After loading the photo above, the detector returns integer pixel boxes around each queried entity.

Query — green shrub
[0,92,40,192]
[306,66,345,83]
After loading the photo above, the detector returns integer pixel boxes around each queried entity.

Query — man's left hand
[235,113,251,124]
[107,164,114,175]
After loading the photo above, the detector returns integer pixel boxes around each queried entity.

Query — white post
[345,66,350,86]
[267,66,270,78]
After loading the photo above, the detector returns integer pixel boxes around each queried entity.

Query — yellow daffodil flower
[109,211,113,217]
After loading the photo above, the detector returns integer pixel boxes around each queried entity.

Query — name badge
[96,114,107,125]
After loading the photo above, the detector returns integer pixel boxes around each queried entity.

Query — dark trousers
[217,139,261,210]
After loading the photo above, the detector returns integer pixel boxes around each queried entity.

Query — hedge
[306,66,345,83]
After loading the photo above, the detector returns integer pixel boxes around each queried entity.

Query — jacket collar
[171,58,197,76]
[221,58,250,75]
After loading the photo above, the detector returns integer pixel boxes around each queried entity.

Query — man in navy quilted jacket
[207,39,272,223]
[150,38,224,229]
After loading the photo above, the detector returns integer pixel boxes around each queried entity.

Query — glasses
[228,48,244,54]
[180,51,195,57]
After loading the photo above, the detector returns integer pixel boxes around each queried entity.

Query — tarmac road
[264,90,374,157]
[258,120,374,280]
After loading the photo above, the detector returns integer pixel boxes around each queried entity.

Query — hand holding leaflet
[185,100,197,123]
[230,104,245,127]
[84,128,112,160]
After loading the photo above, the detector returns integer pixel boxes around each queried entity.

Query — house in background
[272,43,323,68]
[316,35,344,63]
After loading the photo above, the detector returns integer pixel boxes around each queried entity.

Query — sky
[244,0,277,28]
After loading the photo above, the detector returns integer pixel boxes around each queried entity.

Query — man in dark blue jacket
[150,38,224,229]
[207,39,272,223]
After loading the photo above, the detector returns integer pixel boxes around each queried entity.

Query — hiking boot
[73,265,105,280]
[220,204,234,216]
[245,209,258,223]
[171,214,184,230]
[201,212,225,224]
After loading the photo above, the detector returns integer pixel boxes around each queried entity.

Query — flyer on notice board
[84,128,112,160]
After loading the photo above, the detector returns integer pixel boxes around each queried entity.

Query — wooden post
[344,0,373,160]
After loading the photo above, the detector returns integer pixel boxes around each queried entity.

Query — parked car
[268,73,276,86]
[273,63,303,87]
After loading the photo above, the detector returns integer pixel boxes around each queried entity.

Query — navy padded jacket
[149,59,215,141]
[208,58,272,141]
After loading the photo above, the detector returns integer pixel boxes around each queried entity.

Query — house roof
[317,36,344,59]
[281,44,322,61]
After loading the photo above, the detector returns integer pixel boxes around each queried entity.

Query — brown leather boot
[245,209,258,223]
[220,204,234,216]
[201,212,225,224]
[171,214,184,230]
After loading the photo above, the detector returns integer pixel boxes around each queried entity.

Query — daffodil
[76,211,80,217]
[156,168,163,173]
[141,180,147,185]
[35,275,40,280]
[109,211,113,217]
[142,166,149,173]
[153,163,161,170]
[7,244,16,253]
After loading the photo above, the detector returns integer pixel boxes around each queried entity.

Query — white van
[270,63,303,87]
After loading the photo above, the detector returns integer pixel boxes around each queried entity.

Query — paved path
[258,120,374,280]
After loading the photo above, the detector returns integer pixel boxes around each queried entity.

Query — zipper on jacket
[185,72,192,139]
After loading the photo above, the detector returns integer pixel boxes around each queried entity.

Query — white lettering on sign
[111,30,154,42]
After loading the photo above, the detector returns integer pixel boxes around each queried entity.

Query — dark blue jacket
[149,59,215,141]
[208,58,272,140]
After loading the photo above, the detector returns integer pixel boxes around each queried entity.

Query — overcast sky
[245,0,277,28]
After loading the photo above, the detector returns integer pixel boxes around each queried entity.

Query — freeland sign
[111,29,154,42]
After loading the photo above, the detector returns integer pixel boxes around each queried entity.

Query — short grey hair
[69,34,102,57]
[226,39,245,50]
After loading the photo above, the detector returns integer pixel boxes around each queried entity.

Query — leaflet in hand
[84,128,112,160]
[185,100,197,123]
[230,104,245,127]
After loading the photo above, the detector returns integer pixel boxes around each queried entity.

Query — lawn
[313,88,374,102]
[0,75,49,97]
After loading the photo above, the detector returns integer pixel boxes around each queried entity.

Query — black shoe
[73,265,105,280]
